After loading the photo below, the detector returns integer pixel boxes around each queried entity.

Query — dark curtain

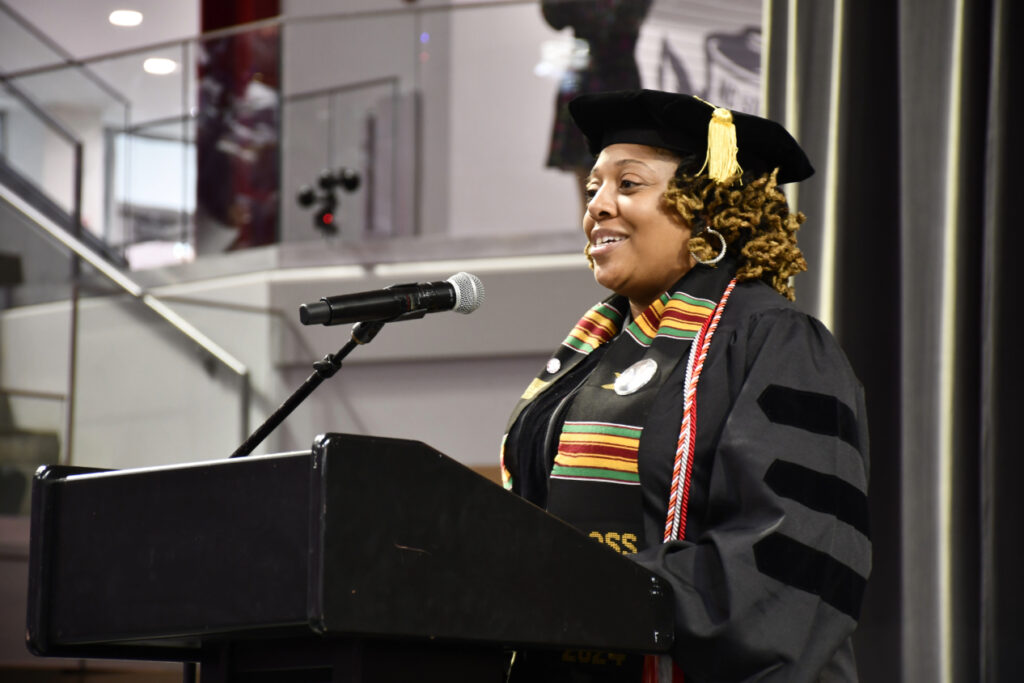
[764,0,1022,680]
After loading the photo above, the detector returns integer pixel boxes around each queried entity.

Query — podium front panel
[312,433,672,653]
[27,433,673,661]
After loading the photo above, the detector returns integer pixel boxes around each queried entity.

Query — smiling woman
[501,90,870,683]
[583,144,692,317]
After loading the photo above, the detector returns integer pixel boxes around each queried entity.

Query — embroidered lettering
[588,530,639,555]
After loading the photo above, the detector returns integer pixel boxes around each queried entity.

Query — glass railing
[1,177,252,479]
[3,0,766,269]
[0,77,84,262]
[0,389,64,516]
[0,184,74,501]
[0,0,767,490]
[0,7,252,479]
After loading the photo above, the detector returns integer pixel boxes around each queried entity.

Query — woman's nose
[586,185,615,220]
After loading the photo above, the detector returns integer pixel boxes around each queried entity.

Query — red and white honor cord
[663,278,737,542]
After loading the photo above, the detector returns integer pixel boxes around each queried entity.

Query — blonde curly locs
[664,156,808,300]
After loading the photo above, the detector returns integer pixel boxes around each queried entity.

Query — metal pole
[63,141,84,466]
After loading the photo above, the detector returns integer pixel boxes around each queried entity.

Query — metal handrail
[0,183,251,456]
[117,75,401,142]
[1,185,251,376]
[0,387,66,403]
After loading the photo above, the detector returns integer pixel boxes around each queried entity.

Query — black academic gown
[502,261,870,682]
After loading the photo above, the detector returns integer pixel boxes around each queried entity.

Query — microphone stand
[228,319,386,459]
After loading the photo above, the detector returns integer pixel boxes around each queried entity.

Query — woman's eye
[620,179,638,189]
[584,187,598,201]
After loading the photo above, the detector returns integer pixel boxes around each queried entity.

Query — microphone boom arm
[228,319,386,459]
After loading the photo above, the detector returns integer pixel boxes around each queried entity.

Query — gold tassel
[698,107,742,184]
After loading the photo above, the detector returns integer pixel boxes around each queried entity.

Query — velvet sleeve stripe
[764,460,870,537]
[753,532,867,620]
[756,384,861,452]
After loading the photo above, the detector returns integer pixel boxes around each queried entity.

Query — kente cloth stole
[541,289,719,553]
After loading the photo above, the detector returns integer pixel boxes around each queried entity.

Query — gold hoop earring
[693,227,727,266]
[584,243,595,270]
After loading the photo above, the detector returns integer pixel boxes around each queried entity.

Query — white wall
[445,2,581,237]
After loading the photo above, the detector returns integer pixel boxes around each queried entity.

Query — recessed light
[143,58,177,75]
[109,10,143,27]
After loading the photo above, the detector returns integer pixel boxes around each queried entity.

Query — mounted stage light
[297,168,361,235]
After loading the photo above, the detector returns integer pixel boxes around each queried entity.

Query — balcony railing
[0,0,765,493]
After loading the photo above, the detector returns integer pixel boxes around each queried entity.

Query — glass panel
[2,67,130,250]
[87,43,191,257]
[4,1,765,269]
[0,392,64,516]
[113,124,196,269]
[280,13,418,242]
[280,80,398,243]
[71,271,249,470]
[86,44,192,130]
[0,80,77,220]
[0,4,66,74]
[0,183,75,308]
[1,195,73,514]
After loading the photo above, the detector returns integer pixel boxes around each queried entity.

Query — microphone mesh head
[447,272,485,314]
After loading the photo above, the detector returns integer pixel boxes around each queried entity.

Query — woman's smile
[589,227,629,255]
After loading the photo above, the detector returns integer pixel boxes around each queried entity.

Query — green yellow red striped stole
[562,301,624,354]
[502,287,719,491]
[625,291,718,347]
[551,421,642,485]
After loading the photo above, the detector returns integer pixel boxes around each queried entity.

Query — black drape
[765,0,1022,679]
[981,1,1024,679]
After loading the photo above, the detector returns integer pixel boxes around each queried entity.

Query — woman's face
[584,143,694,313]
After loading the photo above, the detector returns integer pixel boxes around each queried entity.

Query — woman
[502,90,870,682]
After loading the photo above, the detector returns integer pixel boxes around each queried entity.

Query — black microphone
[299,272,485,326]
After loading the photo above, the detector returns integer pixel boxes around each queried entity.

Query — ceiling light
[143,58,177,75]
[109,10,143,27]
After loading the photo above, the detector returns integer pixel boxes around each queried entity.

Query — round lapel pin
[614,358,658,395]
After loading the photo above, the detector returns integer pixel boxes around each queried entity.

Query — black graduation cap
[568,89,814,184]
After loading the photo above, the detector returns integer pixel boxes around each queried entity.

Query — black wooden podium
[26,433,673,681]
